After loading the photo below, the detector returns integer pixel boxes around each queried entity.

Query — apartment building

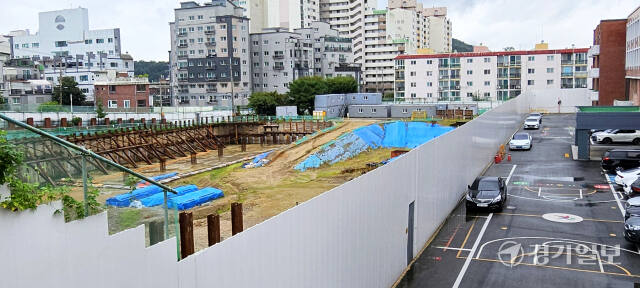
[319,0,377,65]
[588,19,627,105]
[394,48,590,102]
[9,8,134,102]
[94,71,150,110]
[250,22,354,94]
[362,1,451,93]
[169,0,251,108]
[245,0,319,33]
[627,6,640,105]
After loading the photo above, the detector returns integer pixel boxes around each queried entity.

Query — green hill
[452,38,473,52]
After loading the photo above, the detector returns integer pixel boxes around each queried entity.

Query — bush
[71,117,82,126]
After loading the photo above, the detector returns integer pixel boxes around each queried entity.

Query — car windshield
[530,113,541,117]
[525,118,537,122]
[513,133,528,140]
[471,178,499,190]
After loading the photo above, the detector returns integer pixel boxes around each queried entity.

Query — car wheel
[633,138,640,145]
[602,138,612,144]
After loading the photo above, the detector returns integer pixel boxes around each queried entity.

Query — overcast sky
[0,0,637,61]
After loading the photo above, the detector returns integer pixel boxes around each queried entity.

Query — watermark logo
[497,241,524,267]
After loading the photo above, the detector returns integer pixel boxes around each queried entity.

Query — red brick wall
[594,20,627,106]
[95,84,150,108]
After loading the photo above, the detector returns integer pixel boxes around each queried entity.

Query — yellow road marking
[457,217,477,258]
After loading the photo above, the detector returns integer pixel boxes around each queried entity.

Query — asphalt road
[396,114,640,288]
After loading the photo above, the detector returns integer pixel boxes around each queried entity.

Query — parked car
[523,117,540,129]
[465,176,507,212]
[528,112,543,123]
[624,215,640,243]
[625,205,640,220]
[615,167,640,186]
[601,149,640,172]
[591,129,640,145]
[627,196,640,209]
[624,178,640,196]
[509,132,532,150]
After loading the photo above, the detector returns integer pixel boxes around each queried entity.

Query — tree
[248,92,289,115]
[452,38,473,52]
[52,77,86,106]
[95,102,107,119]
[134,61,169,82]
[37,101,64,112]
[288,76,328,114]
[326,76,357,94]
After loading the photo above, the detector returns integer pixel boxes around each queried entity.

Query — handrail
[0,113,177,195]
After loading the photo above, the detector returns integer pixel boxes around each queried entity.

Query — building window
[528,68,535,74]
[108,38,113,43]
[484,81,490,86]
[32,43,39,48]
[426,82,432,87]
[11,98,20,104]
[547,79,554,85]
[484,92,490,97]
[467,92,473,97]
[136,84,146,92]
[410,82,416,87]
[426,60,432,64]
[426,93,433,98]
[371,108,377,113]
[410,60,416,65]
[358,108,363,113]
[484,57,491,63]
[108,100,117,108]
[96,39,104,43]
[55,41,67,47]
[123,100,130,108]
[109,85,116,93]
[466,59,473,63]
[528,80,535,85]
[410,71,416,76]
[528,56,535,61]
[411,93,416,98]
[467,81,473,87]
[426,71,432,76]
[547,55,554,61]
[546,68,554,73]
[483,69,490,75]
[402,108,408,113]
[466,70,472,75]
[79,75,88,81]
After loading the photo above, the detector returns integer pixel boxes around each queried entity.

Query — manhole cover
[542,213,583,223]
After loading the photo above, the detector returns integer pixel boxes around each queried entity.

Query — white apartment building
[250,22,355,94]
[395,48,590,102]
[9,8,134,102]
[319,0,377,65]
[243,0,319,33]
[169,0,251,107]
[362,2,451,93]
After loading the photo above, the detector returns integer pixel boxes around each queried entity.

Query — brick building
[94,71,150,110]
[626,6,640,105]
[589,19,627,105]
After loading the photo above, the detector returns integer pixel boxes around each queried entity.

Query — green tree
[134,61,169,82]
[289,76,328,114]
[248,92,289,115]
[326,76,358,94]
[383,92,395,101]
[52,77,86,106]
[0,131,23,185]
[95,102,107,119]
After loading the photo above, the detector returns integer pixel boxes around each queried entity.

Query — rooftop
[395,48,589,60]
[577,106,640,112]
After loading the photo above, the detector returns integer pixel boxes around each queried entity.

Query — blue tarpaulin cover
[106,185,163,207]
[139,185,199,207]
[168,187,225,210]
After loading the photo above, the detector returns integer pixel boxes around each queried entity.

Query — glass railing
[0,114,181,255]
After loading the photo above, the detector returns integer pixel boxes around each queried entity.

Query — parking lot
[396,114,640,287]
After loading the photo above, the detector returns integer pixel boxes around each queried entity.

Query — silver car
[509,132,532,150]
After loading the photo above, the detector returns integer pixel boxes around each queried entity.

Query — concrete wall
[0,94,531,288]
[389,105,437,118]
[528,88,592,113]
[1,110,232,126]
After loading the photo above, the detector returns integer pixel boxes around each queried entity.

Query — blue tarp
[136,172,178,186]
[139,185,199,207]
[295,121,454,172]
[168,187,225,210]
[106,185,163,207]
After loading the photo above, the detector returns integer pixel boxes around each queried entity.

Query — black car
[601,149,640,172]
[625,215,640,243]
[465,176,507,212]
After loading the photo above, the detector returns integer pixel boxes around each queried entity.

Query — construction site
[5,115,457,252]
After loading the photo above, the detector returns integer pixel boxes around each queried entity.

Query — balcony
[561,59,573,65]
[179,99,190,105]
[450,74,460,79]
[497,74,508,78]
[177,55,188,59]
[204,30,215,35]
[509,73,521,78]
[450,85,460,90]
[178,89,189,93]
[206,77,218,82]
[205,65,216,70]
[589,68,599,78]
[497,85,506,89]
[274,65,285,70]
[450,63,461,68]
[178,43,188,48]
[497,62,508,67]
[273,54,285,60]
[177,32,188,37]
[575,60,588,65]
[438,75,449,80]
[588,45,600,57]
[561,72,574,77]
[206,88,217,93]
[574,71,588,78]
[510,85,521,90]
[509,61,521,66]
[178,66,188,71]
[575,83,588,88]
[438,86,449,91]
[561,84,574,89]
[177,78,188,83]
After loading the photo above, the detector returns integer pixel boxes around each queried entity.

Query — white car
[615,167,640,186]
[523,117,540,129]
[627,196,640,209]
[591,129,640,145]
[622,174,640,195]
[509,132,532,150]
[528,112,543,123]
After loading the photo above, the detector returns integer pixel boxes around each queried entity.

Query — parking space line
[457,217,478,258]
[604,170,625,218]
[435,246,472,252]
[538,187,542,197]
[579,189,583,199]
[452,213,493,288]
[506,165,517,185]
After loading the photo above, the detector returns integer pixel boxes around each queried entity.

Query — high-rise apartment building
[626,6,640,106]
[8,8,134,102]
[588,19,627,105]
[361,1,451,93]
[169,0,251,108]
[250,22,355,94]
[243,0,319,33]
[394,48,590,102]
[319,0,376,65]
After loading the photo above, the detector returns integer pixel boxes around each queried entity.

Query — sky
[0,0,637,61]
